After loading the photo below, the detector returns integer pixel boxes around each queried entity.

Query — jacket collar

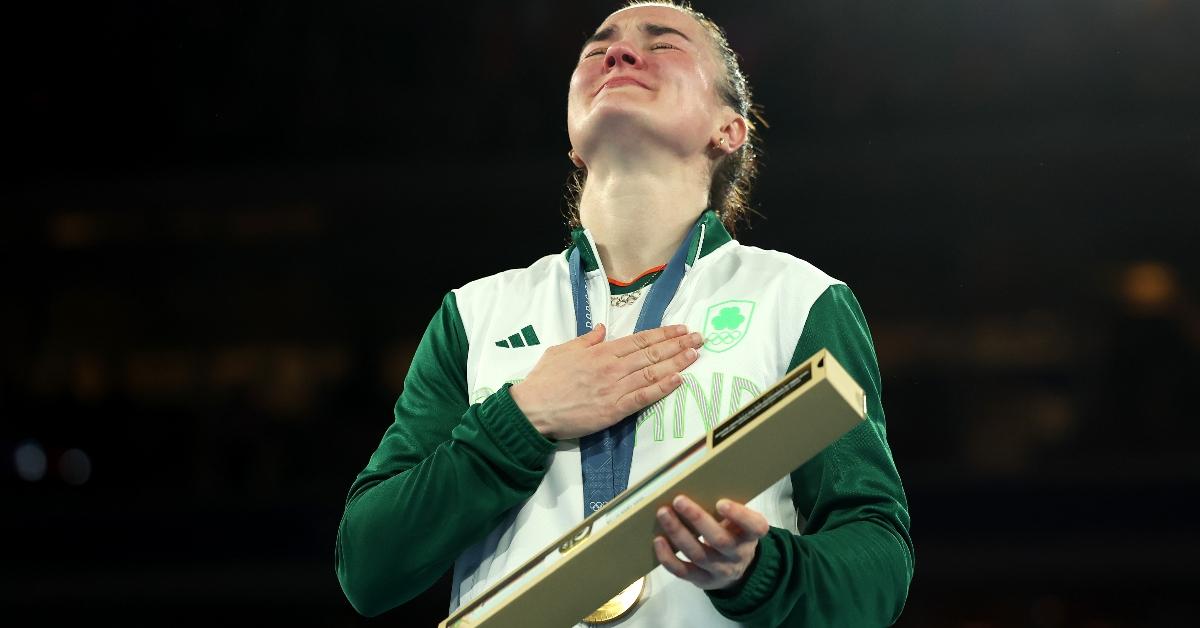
[565,209,733,274]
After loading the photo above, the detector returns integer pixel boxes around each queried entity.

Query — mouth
[595,77,649,96]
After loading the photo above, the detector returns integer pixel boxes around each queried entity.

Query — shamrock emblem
[712,306,745,330]
[702,300,756,353]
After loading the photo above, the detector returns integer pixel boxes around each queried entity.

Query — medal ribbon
[569,218,703,519]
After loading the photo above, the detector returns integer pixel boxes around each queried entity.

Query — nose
[603,42,644,71]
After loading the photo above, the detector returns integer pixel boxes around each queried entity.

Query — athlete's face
[567,5,730,162]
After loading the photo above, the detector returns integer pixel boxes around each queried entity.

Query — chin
[573,104,667,146]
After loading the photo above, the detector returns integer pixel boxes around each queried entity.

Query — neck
[578,152,709,283]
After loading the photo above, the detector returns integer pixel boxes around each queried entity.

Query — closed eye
[582,41,678,60]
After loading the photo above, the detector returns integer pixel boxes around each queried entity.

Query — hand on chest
[471,289,777,448]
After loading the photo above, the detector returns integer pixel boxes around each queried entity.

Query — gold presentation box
[441,348,866,628]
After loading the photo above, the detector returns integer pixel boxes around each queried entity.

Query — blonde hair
[565,1,765,235]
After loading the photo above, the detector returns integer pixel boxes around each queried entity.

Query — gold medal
[582,577,647,624]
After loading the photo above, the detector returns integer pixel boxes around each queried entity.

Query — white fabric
[450,230,841,627]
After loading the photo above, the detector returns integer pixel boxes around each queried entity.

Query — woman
[335,2,913,626]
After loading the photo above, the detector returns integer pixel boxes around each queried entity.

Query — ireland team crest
[703,300,756,353]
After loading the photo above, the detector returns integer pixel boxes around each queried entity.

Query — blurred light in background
[1121,261,1179,315]
[14,439,48,482]
[58,448,92,486]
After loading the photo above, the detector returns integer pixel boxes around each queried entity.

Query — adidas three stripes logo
[495,325,541,348]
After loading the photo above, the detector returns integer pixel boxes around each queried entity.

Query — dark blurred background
[4,0,1198,626]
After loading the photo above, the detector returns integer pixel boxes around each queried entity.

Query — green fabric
[687,209,731,263]
[334,292,556,617]
[335,264,913,625]
[706,284,915,626]
[566,209,733,273]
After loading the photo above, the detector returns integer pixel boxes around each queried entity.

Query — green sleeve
[707,284,915,626]
[335,292,556,617]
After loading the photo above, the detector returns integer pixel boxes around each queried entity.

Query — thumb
[578,323,606,345]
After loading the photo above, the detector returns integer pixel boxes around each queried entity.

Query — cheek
[671,67,721,122]
[567,65,596,101]
[684,65,716,105]
[566,65,601,130]
[566,70,588,114]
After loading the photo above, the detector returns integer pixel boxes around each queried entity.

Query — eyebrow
[582,23,692,49]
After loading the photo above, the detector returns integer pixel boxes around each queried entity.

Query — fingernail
[690,332,703,344]
[717,499,730,515]
[657,507,669,520]
[676,325,688,334]
[686,348,698,360]
[672,495,686,510]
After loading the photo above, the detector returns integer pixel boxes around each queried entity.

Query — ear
[713,113,748,155]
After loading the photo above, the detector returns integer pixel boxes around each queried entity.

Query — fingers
[657,504,718,568]
[613,372,684,416]
[642,331,704,371]
[617,343,700,395]
[654,497,770,590]
[607,325,695,358]
[577,324,704,423]
[637,331,704,370]
[609,329,703,391]
[666,496,739,558]
[574,323,607,346]
[653,535,704,582]
[716,499,771,539]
